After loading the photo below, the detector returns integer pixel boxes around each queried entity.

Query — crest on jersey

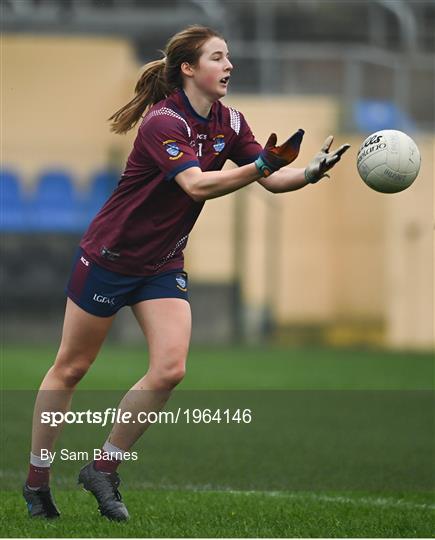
[213,134,226,154]
[176,274,187,291]
[163,139,184,160]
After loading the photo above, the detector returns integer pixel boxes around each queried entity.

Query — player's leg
[31,298,115,459]
[30,247,136,470]
[107,297,191,450]
[77,297,190,521]
[24,299,114,517]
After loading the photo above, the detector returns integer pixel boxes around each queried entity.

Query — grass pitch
[1,344,433,537]
[1,489,434,537]
[1,343,433,390]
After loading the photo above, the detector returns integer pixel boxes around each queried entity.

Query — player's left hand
[256,129,305,177]
[305,136,351,184]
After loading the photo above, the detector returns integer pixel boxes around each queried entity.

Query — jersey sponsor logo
[175,273,187,291]
[80,256,89,267]
[163,139,184,160]
[93,293,115,306]
[212,134,225,154]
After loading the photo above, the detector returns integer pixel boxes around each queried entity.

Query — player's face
[193,37,233,99]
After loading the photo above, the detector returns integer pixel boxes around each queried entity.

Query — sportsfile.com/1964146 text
[40,408,253,427]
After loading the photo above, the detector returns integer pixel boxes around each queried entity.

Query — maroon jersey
[80,89,262,275]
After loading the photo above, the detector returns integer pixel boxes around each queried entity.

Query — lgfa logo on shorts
[163,139,184,160]
[93,293,115,306]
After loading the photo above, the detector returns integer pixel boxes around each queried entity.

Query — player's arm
[259,135,351,194]
[176,163,260,201]
[175,129,305,201]
[258,167,307,193]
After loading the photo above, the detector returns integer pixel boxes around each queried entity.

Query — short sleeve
[138,108,200,181]
[228,111,263,167]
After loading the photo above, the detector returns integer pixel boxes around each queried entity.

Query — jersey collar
[177,88,215,123]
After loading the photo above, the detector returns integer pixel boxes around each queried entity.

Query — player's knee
[56,363,89,387]
[159,364,186,388]
[149,358,186,389]
[53,353,93,387]
[166,363,186,387]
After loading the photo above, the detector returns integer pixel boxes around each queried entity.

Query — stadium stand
[0,169,28,231]
[0,168,120,232]
[29,170,79,232]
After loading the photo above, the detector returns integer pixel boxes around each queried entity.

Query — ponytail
[108,58,168,135]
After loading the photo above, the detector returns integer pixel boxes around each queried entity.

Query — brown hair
[108,25,225,134]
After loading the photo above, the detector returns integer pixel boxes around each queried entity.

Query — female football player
[23,25,349,520]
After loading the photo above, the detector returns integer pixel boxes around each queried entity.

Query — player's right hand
[304,135,351,184]
[255,129,304,177]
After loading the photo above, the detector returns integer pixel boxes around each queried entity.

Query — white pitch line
[224,490,435,511]
[130,481,435,511]
[2,469,433,511]
[150,483,434,511]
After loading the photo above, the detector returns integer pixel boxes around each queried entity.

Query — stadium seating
[353,100,416,133]
[28,169,80,231]
[0,169,29,231]
[0,168,119,232]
